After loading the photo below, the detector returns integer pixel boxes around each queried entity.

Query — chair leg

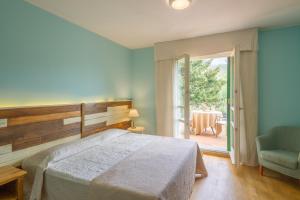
[211,127,216,136]
[259,165,264,176]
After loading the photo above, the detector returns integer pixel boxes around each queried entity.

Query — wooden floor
[191,155,300,200]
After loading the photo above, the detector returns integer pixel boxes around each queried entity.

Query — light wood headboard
[81,101,132,137]
[0,104,81,167]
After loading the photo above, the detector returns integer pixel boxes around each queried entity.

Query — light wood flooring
[191,155,300,200]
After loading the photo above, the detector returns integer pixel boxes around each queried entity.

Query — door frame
[227,57,231,152]
[189,54,231,152]
[174,54,190,139]
[229,47,241,165]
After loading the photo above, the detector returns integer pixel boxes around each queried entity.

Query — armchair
[256,126,300,182]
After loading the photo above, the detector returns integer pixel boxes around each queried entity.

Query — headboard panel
[82,101,132,137]
[0,104,81,166]
[0,101,132,166]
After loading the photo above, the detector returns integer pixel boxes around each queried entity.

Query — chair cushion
[261,150,299,170]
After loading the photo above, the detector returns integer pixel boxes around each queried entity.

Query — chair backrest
[271,126,300,152]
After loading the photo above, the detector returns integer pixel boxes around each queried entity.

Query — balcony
[190,110,227,152]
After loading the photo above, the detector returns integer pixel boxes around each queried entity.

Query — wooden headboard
[81,101,132,137]
[0,100,132,166]
[0,104,81,167]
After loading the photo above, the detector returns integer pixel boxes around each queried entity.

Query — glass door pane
[174,55,190,139]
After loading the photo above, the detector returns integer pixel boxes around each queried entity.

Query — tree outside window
[189,59,227,113]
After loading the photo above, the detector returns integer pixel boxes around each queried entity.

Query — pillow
[49,128,129,163]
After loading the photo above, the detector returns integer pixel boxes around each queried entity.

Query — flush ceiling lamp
[169,0,192,10]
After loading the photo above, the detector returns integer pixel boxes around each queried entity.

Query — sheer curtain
[154,28,258,166]
[155,59,175,137]
[239,51,258,166]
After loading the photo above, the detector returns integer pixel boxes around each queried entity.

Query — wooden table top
[0,166,26,186]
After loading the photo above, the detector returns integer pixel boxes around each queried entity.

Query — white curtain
[239,51,258,166]
[154,28,258,166]
[155,59,175,137]
[155,29,258,61]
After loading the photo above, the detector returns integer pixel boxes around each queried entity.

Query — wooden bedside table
[0,166,27,200]
[128,126,145,134]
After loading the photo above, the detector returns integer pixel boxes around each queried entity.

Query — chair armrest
[256,134,274,152]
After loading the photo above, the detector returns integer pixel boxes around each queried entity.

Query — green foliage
[189,59,226,112]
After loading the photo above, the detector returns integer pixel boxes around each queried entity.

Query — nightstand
[0,166,27,200]
[128,126,145,134]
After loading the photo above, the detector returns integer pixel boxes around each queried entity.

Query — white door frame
[174,54,190,139]
[229,46,241,165]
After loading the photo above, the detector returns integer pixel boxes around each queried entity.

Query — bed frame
[0,100,132,167]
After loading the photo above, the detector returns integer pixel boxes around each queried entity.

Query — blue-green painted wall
[0,0,131,107]
[2,1,299,135]
[259,26,300,134]
[131,48,156,133]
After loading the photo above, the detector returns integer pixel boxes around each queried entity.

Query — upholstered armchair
[256,127,300,182]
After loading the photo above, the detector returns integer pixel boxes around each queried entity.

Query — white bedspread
[48,133,156,182]
[22,129,207,200]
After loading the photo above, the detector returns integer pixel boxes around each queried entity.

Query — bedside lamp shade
[129,109,139,118]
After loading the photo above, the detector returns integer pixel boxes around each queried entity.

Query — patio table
[191,110,223,136]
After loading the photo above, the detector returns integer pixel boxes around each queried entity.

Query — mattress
[22,129,207,200]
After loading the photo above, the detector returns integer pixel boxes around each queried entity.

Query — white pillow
[49,128,129,163]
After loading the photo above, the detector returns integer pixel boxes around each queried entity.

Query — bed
[0,101,207,200]
[22,128,207,200]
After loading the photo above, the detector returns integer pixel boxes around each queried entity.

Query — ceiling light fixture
[169,0,191,10]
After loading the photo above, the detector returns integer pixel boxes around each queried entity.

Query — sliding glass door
[174,55,190,139]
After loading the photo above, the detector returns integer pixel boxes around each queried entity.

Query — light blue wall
[131,48,156,134]
[0,0,131,107]
[2,1,299,135]
[259,26,300,134]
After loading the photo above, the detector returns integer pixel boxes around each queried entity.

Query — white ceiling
[27,0,300,49]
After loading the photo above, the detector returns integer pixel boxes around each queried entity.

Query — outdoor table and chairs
[191,110,223,137]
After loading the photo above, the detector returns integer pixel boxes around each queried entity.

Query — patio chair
[214,115,226,137]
